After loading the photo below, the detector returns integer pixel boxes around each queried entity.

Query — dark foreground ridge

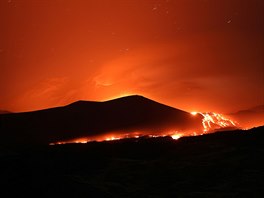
[0,95,202,146]
[0,110,11,114]
[0,126,263,197]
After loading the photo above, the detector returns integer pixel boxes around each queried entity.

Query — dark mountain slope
[229,105,264,128]
[0,95,203,146]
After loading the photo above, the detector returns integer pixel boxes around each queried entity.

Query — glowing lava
[191,111,237,132]
[105,136,121,141]
[50,132,184,145]
[190,112,198,116]
[171,133,183,140]
[50,111,238,145]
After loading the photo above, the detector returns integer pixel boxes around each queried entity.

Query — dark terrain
[0,126,263,198]
[0,95,202,146]
[229,105,264,129]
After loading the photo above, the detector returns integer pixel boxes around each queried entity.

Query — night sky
[1,0,263,113]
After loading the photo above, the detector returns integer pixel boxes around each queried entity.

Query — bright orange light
[49,131,184,145]
[189,111,238,133]
[74,140,88,144]
[196,112,238,132]
[171,134,182,140]
[105,136,121,141]
[104,92,134,101]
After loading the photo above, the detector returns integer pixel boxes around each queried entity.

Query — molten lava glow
[191,112,198,116]
[50,132,185,145]
[50,111,238,145]
[105,136,121,141]
[191,112,237,132]
[171,134,183,140]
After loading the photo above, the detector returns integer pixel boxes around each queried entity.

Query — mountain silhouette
[229,104,264,128]
[231,105,264,115]
[0,95,203,147]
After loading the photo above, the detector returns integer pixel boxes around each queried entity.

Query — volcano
[0,95,203,147]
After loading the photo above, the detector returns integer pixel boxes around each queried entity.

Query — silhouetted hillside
[0,95,203,146]
[0,110,11,114]
[229,105,264,128]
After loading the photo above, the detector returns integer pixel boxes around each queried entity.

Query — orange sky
[1,0,263,113]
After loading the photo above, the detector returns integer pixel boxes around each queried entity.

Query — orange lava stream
[49,132,183,145]
[196,112,237,132]
[50,112,238,145]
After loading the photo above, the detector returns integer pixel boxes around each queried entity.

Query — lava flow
[191,111,237,132]
[50,131,184,145]
[50,111,238,145]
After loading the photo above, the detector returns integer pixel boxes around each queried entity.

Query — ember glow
[190,112,198,116]
[171,133,183,140]
[50,131,184,145]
